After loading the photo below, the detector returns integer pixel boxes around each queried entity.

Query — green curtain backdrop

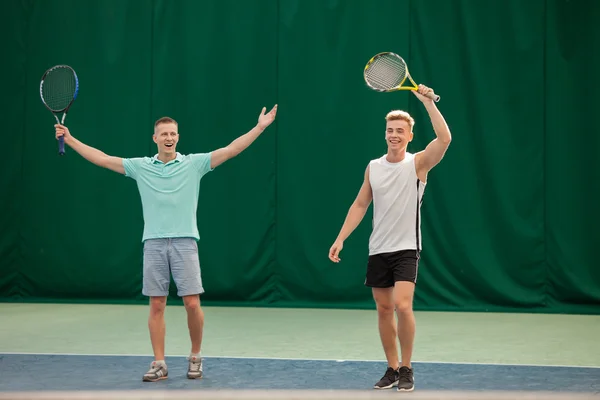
[1,0,598,314]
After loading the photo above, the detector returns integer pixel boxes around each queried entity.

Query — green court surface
[1,303,598,367]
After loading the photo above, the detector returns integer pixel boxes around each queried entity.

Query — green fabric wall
[1,0,598,313]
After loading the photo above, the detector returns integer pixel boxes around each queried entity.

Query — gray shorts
[142,237,204,297]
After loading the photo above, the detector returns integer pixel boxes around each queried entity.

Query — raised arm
[412,85,452,182]
[55,124,125,174]
[329,164,373,263]
[210,105,278,169]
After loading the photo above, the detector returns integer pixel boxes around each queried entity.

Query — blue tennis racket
[40,65,79,155]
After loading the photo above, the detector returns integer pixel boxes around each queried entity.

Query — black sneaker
[373,366,399,389]
[397,366,414,391]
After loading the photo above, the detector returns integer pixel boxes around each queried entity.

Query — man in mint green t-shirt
[54,105,277,382]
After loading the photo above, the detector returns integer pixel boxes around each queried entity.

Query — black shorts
[365,249,420,288]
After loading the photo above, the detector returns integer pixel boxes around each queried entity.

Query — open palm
[258,104,278,129]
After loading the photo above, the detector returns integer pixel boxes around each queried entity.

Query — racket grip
[58,136,65,156]
[427,92,441,102]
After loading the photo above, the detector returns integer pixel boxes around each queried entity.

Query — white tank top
[368,152,426,255]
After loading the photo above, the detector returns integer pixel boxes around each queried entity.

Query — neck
[157,152,177,163]
[386,148,406,163]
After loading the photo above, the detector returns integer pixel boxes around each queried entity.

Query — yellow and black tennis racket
[364,52,440,102]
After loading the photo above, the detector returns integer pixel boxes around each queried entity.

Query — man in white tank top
[328,84,452,392]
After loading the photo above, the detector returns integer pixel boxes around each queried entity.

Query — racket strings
[365,55,407,91]
[42,67,77,112]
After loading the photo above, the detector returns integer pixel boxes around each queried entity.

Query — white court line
[0,351,599,369]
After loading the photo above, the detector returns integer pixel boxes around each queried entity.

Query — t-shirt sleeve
[122,157,145,180]
[189,153,214,177]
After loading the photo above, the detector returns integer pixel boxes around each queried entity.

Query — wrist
[65,136,79,148]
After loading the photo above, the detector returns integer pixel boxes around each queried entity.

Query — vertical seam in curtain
[274,0,281,303]
[542,0,549,309]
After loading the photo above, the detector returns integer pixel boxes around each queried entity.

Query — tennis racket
[364,52,440,102]
[40,65,79,155]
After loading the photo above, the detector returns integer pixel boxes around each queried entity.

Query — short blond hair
[385,110,414,129]
[154,116,178,127]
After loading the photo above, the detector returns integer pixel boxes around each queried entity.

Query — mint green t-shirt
[122,152,213,242]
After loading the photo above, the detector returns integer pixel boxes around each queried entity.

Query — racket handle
[426,91,440,102]
[58,136,65,156]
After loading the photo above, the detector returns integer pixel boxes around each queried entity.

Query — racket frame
[40,64,80,156]
[364,52,440,102]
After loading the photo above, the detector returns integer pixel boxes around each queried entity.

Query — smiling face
[384,110,414,153]
[386,119,413,151]
[153,117,179,157]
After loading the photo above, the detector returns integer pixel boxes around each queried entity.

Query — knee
[395,299,413,315]
[149,297,166,317]
[183,295,201,313]
[376,302,395,318]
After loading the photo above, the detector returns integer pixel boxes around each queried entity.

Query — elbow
[97,155,114,169]
[353,201,369,212]
[226,146,240,159]
[97,156,109,168]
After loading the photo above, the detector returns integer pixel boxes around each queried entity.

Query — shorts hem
[143,291,169,297]
[394,278,417,284]
[364,281,394,288]
[364,279,415,288]
[178,289,205,297]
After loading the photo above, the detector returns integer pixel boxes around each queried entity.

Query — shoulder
[179,153,208,164]
[185,152,213,173]
[406,151,418,166]
[184,152,211,160]
[367,156,382,171]
[369,155,387,166]
[404,152,416,161]
[412,150,424,168]
[366,155,387,178]
[123,156,153,167]
[124,156,152,162]
[122,156,153,179]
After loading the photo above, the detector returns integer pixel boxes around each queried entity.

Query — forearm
[336,203,369,242]
[228,124,265,156]
[67,137,111,167]
[423,102,451,143]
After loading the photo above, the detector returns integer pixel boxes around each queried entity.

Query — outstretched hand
[257,104,278,130]
[412,84,435,103]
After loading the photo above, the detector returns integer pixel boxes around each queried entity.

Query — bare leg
[372,287,399,369]
[183,294,204,354]
[148,296,167,361]
[394,281,416,368]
